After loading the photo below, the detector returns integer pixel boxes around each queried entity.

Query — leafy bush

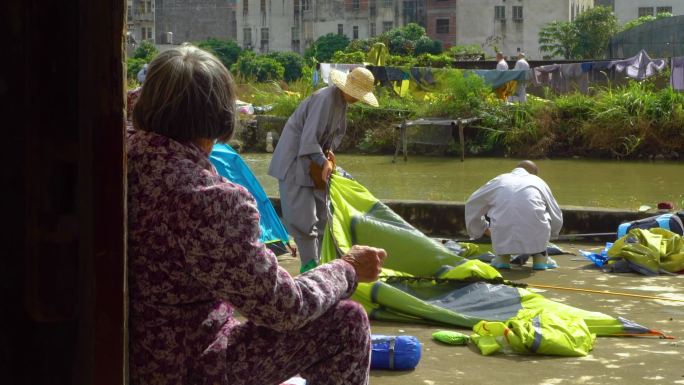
[386,55,416,67]
[132,41,158,61]
[414,36,443,55]
[196,38,242,69]
[414,53,452,68]
[305,33,350,63]
[233,52,285,82]
[447,44,485,61]
[331,50,366,64]
[127,57,147,80]
[266,51,305,82]
[623,12,673,31]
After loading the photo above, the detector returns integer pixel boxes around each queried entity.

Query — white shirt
[514,59,530,71]
[465,167,563,255]
[496,59,509,71]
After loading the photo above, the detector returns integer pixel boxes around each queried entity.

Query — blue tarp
[470,69,528,89]
[209,144,290,253]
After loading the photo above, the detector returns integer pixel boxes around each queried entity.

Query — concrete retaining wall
[269,197,653,238]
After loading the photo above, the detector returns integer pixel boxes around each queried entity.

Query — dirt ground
[276,242,684,385]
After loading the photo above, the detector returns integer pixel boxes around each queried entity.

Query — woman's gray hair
[133,44,236,143]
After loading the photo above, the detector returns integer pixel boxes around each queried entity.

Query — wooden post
[458,120,465,162]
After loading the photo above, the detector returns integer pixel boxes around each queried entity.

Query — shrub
[414,36,443,55]
[331,50,366,64]
[233,53,285,82]
[266,51,305,82]
[127,57,147,80]
[196,38,242,69]
[305,33,350,63]
[414,53,452,68]
[132,40,158,62]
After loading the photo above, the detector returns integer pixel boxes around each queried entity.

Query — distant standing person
[268,67,379,272]
[496,52,509,71]
[465,160,563,270]
[513,52,530,103]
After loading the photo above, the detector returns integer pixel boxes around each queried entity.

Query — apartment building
[236,0,419,53]
[425,0,456,48]
[128,0,237,45]
[128,0,156,44]
[455,0,594,59]
[612,0,683,25]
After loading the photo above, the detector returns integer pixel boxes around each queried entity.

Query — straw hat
[330,67,378,107]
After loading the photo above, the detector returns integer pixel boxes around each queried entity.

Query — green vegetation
[196,38,242,69]
[127,40,158,80]
[538,6,618,59]
[305,33,351,63]
[623,12,673,31]
[236,69,684,160]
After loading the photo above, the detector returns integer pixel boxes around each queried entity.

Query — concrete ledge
[269,197,651,238]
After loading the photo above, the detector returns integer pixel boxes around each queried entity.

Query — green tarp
[320,174,663,345]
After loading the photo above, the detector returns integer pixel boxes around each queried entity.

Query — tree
[233,52,285,82]
[132,40,158,62]
[196,38,242,69]
[305,33,350,63]
[573,6,619,59]
[266,51,305,82]
[538,20,579,59]
[414,36,443,55]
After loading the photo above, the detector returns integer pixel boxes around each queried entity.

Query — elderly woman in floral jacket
[127,44,386,385]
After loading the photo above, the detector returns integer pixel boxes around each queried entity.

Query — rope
[527,283,684,303]
[381,276,684,303]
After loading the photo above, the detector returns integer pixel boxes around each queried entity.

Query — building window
[353,26,359,39]
[370,5,376,17]
[243,28,252,48]
[260,27,269,51]
[338,24,344,35]
[382,21,393,32]
[292,26,300,52]
[147,28,152,39]
[383,0,392,8]
[495,5,506,20]
[656,6,672,14]
[637,7,654,17]
[243,0,249,16]
[370,22,376,37]
[436,19,449,34]
[353,0,360,10]
[260,0,266,14]
[512,6,523,20]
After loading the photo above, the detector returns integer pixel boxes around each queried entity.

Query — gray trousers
[279,180,327,265]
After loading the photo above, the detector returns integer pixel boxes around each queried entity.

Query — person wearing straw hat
[269,67,378,272]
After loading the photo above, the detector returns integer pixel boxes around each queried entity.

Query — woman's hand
[321,160,333,184]
[341,245,387,282]
[326,150,336,163]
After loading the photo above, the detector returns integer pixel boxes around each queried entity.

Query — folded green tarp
[607,228,684,275]
[320,174,664,342]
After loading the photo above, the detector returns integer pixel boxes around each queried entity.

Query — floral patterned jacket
[127,130,358,385]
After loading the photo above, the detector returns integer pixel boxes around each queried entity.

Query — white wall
[456,0,595,60]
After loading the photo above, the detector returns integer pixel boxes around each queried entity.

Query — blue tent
[209,144,290,255]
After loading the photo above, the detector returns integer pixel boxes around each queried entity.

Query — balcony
[135,12,154,21]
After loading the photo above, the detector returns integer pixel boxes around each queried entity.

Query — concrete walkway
[276,242,684,385]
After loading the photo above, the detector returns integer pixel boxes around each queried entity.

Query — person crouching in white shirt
[465,160,563,270]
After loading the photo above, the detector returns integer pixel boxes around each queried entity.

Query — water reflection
[242,154,684,210]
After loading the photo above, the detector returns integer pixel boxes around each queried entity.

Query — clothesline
[318,49,684,94]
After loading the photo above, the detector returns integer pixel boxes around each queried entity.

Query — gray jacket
[268,86,347,186]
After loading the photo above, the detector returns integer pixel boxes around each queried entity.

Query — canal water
[241,153,684,210]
